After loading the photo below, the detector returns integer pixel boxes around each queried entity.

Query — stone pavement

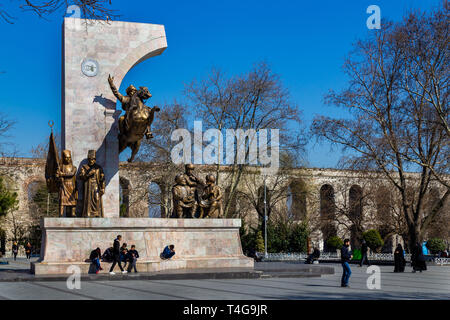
[0,261,448,300]
[0,258,333,282]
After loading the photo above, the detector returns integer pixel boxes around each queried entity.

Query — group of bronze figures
[171,164,223,218]
[46,76,224,218]
[47,148,105,218]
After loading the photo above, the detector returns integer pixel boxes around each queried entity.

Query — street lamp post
[264,178,268,259]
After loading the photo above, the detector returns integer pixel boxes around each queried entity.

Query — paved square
[0,262,448,300]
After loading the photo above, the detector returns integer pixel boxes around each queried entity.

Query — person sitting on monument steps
[120,243,128,269]
[89,247,103,274]
[160,245,175,260]
[109,235,127,275]
[126,245,139,273]
[172,174,197,218]
[102,247,114,262]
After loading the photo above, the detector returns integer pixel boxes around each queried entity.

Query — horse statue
[108,75,160,162]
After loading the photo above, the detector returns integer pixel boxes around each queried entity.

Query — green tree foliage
[255,231,265,253]
[326,236,343,251]
[288,222,309,253]
[426,238,446,254]
[267,218,290,253]
[240,218,310,253]
[0,176,18,219]
[363,229,384,251]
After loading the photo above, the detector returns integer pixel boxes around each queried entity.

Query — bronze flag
[45,131,60,193]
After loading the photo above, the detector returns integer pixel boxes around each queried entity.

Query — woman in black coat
[394,244,405,272]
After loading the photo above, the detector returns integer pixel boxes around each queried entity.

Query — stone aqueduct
[0,157,446,253]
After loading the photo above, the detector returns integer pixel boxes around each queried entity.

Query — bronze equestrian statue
[108,75,160,162]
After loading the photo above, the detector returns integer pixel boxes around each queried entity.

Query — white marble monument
[62,17,167,217]
[32,18,253,275]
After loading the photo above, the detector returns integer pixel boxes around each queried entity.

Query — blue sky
[0,0,440,167]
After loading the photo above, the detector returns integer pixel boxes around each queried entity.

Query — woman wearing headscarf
[394,244,405,272]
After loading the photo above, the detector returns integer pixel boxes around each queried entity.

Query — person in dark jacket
[12,242,18,261]
[394,244,406,272]
[411,242,427,272]
[109,235,127,275]
[305,248,320,264]
[341,239,353,287]
[102,247,114,262]
[160,245,175,260]
[90,247,103,274]
[359,240,370,267]
[126,245,139,273]
[120,243,128,269]
[25,242,32,260]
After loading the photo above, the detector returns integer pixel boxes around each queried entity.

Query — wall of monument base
[31,217,253,275]
[31,257,253,275]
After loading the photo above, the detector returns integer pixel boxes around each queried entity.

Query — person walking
[359,239,370,267]
[89,247,103,274]
[341,239,353,287]
[394,244,406,272]
[12,242,18,261]
[127,245,139,273]
[25,242,32,260]
[109,235,127,275]
[411,242,427,273]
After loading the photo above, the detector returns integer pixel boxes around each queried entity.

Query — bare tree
[0,0,118,23]
[30,131,61,159]
[185,62,305,218]
[0,113,17,157]
[311,4,449,251]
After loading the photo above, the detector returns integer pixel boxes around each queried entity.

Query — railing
[434,258,450,265]
[258,252,414,262]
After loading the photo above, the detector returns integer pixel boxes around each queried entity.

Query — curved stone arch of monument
[108,37,167,99]
[63,19,167,217]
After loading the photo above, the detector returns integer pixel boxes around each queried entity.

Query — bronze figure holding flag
[45,123,78,217]
[56,150,78,217]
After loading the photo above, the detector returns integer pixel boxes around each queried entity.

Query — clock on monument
[81,58,99,77]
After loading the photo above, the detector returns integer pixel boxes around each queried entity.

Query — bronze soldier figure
[79,150,105,217]
[108,74,160,162]
[199,174,223,218]
[55,150,78,217]
[108,74,137,137]
[172,174,197,218]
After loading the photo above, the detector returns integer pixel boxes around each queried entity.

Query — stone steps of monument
[0,268,263,282]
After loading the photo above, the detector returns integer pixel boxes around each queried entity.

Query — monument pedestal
[31,218,254,275]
